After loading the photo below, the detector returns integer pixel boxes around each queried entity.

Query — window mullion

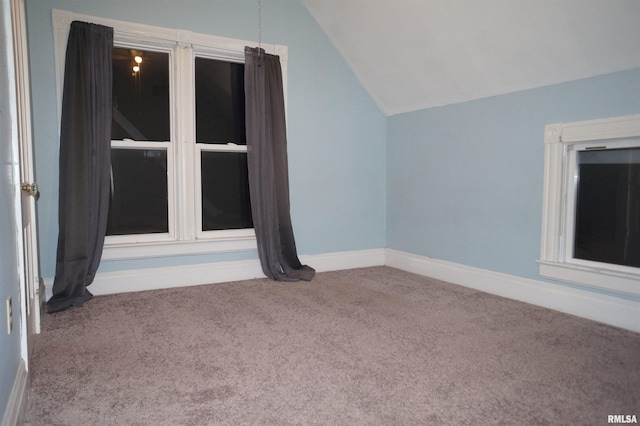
[174,44,196,241]
[165,46,177,242]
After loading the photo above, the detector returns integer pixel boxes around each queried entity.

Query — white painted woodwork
[540,114,640,296]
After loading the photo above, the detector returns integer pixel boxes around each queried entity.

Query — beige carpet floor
[24,267,640,425]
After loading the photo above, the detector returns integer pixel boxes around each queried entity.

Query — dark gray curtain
[47,21,113,313]
[244,47,315,282]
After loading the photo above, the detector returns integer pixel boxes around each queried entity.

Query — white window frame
[52,9,288,260]
[539,114,640,296]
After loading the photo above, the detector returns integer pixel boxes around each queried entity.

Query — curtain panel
[244,47,315,282]
[47,21,113,313]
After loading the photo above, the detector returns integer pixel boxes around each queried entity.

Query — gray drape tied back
[244,47,315,282]
[47,21,113,313]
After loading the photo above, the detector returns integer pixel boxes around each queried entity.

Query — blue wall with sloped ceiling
[25,0,386,279]
[25,0,640,307]
[387,67,640,299]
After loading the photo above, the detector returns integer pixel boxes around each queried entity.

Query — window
[194,57,253,233]
[108,48,171,237]
[572,147,639,268]
[52,10,288,260]
[539,114,640,296]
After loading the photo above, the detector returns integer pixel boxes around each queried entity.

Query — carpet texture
[24,267,640,425]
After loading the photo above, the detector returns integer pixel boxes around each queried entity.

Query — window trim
[52,9,287,260]
[539,114,640,296]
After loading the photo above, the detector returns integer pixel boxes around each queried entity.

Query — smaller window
[572,147,640,268]
[539,114,640,296]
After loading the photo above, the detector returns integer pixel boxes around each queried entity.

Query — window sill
[538,260,640,297]
[102,235,257,261]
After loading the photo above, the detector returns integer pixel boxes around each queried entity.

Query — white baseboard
[42,247,638,333]
[44,248,386,298]
[92,259,265,296]
[2,359,27,426]
[300,248,385,272]
[43,259,265,298]
[385,249,640,333]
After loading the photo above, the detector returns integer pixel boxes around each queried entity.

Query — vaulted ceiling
[301,0,640,115]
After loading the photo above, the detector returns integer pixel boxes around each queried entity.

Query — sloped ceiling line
[302,0,640,116]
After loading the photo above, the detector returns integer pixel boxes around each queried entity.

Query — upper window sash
[539,114,640,296]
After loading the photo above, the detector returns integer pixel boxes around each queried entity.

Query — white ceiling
[301,0,640,115]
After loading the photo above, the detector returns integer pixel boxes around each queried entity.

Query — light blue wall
[28,0,638,304]
[387,68,640,298]
[0,0,23,418]
[25,0,386,279]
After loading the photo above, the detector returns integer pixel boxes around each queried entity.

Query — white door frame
[10,0,41,362]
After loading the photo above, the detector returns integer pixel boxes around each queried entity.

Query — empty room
[1,0,639,424]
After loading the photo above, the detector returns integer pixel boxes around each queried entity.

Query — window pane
[574,148,640,267]
[201,151,252,230]
[195,57,246,145]
[112,48,170,141]
[107,149,168,235]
